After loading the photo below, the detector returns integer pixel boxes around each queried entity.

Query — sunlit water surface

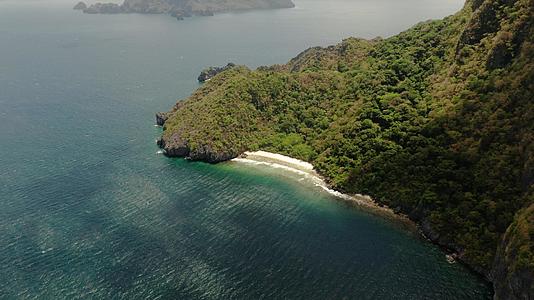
[0,0,492,298]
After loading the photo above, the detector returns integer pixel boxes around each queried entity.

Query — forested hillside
[158,0,533,297]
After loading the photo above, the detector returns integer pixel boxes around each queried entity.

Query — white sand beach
[232,151,413,225]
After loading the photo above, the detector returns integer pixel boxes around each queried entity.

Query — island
[156,0,534,298]
[75,0,295,19]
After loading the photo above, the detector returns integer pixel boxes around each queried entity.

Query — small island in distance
[74,0,295,20]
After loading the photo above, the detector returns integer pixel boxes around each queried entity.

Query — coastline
[230,151,497,276]
[231,151,417,230]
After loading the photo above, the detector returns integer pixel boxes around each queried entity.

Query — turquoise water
[0,0,492,298]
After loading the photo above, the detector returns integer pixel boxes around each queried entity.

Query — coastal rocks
[418,217,493,275]
[157,134,239,163]
[492,203,534,300]
[188,145,239,163]
[420,218,441,242]
[73,1,87,10]
[420,217,463,257]
[157,134,190,157]
[197,63,236,82]
[155,112,169,126]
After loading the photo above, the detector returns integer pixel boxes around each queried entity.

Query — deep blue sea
[0,0,493,298]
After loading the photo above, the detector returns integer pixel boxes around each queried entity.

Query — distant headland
[74,0,295,20]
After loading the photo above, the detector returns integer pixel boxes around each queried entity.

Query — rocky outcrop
[197,63,236,82]
[73,1,87,10]
[157,133,239,163]
[155,112,169,126]
[77,0,294,19]
[157,134,189,157]
[492,202,534,300]
[420,216,492,278]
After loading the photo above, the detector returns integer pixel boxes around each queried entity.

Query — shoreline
[231,151,417,230]
[231,151,496,285]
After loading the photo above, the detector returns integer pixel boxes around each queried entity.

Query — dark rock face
[157,133,239,163]
[418,217,494,276]
[157,134,190,157]
[492,203,534,300]
[155,112,169,126]
[197,63,236,82]
[188,146,239,163]
[83,3,123,14]
[73,1,87,10]
[420,218,440,241]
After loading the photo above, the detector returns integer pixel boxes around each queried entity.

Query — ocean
[0,0,492,298]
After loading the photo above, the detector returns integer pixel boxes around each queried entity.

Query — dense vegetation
[159,0,533,297]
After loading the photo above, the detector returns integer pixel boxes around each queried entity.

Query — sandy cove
[231,151,417,229]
